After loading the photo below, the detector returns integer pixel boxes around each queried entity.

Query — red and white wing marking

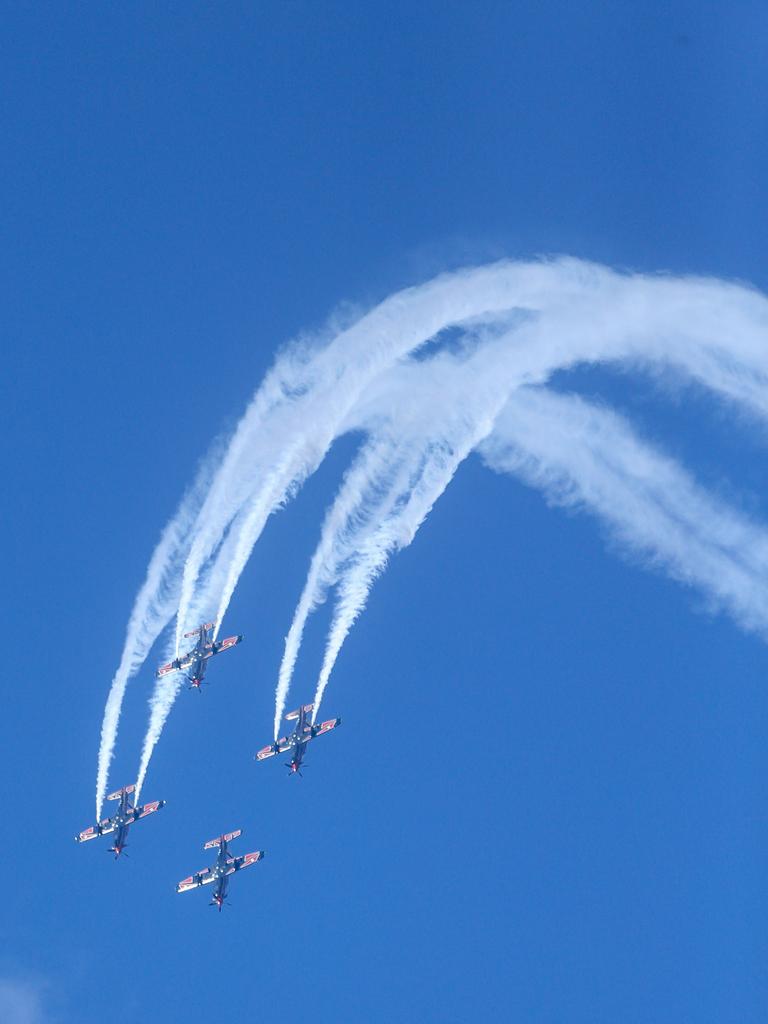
[256,743,278,761]
[203,829,241,850]
[276,736,293,753]
[77,816,116,841]
[156,662,177,678]
[184,622,214,639]
[285,702,314,721]
[314,717,342,737]
[107,784,135,801]
[76,825,100,843]
[237,850,264,870]
[217,635,241,651]
[135,800,163,819]
[177,868,212,893]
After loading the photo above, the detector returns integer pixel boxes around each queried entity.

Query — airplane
[255,702,342,776]
[156,622,243,690]
[176,830,264,911]
[75,785,165,858]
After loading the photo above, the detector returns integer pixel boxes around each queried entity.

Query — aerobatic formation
[77,620,341,906]
[79,257,768,903]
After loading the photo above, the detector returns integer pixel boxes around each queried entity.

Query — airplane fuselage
[285,706,317,771]
[187,653,206,685]
[210,842,232,907]
[181,634,232,686]
[111,822,129,854]
[290,738,307,767]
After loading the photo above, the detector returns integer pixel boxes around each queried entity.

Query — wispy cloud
[0,977,50,1024]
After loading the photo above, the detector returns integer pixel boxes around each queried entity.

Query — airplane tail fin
[285,703,314,721]
[107,784,135,801]
[184,621,214,638]
[203,828,241,850]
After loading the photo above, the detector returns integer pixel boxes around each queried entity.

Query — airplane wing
[216,635,241,653]
[256,736,292,759]
[312,717,342,738]
[177,868,213,893]
[134,800,165,820]
[256,743,278,761]
[234,850,264,871]
[76,817,115,842]
[158,651,196,677]
[76,826,100,843]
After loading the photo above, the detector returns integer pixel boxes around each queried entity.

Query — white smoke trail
[171,257,621,652]
[211,440,314,640]
[158,260,611,752]
[481,387,768,633]
[133,644,184,806]
[274,434,421,736]
[133,443,316,798]
[94,468,210,819]
[113,257,768,799]
[309,369,768,718]
[311,398,507,719]
[276,331,517,727]
[191,261,768,676]
[291,262,768,720]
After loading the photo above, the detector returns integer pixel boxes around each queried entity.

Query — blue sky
[2,4,767,1022]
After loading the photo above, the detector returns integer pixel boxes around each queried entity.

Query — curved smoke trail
[94,461,212,819]
[92,257,768,805]
[276,275,768,722]
[138,258,605,782]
